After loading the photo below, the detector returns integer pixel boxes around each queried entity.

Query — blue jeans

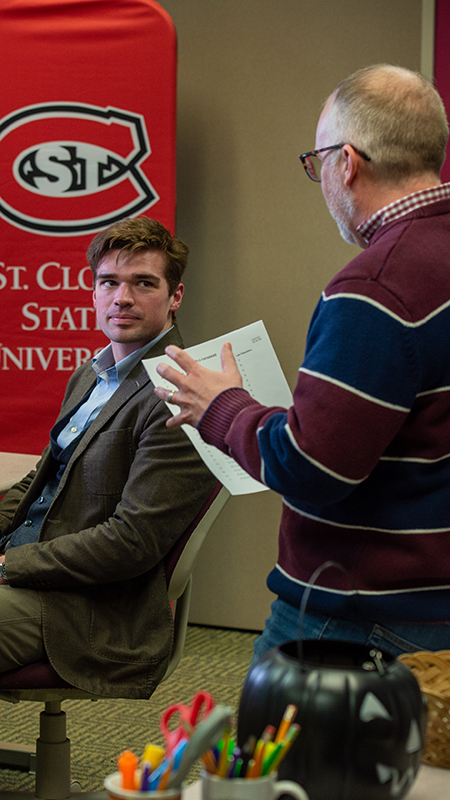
[251,597,450,668]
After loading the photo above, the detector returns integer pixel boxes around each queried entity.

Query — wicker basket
[398,650,450,769]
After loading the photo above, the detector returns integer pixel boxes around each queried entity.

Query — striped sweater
[199,195,450,622]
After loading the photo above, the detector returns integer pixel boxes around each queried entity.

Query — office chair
[0,483,230,800]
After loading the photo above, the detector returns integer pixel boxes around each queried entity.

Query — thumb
[220,341,236,372]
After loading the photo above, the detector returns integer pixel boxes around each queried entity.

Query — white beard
[325,170,358,245]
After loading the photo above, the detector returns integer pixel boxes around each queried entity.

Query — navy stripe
[258,414,356,505]
[417,306,450,390]
[305,295,420,407]
[267,567,450,622]
[289,458,450,531]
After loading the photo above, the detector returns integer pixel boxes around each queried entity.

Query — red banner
[0,0,176,453]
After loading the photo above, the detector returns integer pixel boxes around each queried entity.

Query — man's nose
[114,283,134,304]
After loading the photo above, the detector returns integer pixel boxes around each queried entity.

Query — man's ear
[341,144,359,187]
[170,283,184,313]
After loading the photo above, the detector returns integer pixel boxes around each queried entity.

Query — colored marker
[217,728,231,777]
[201,749,217,774]
[139,762,151,791]
[172,738,189,770]
[262,741,284,775]
[140,743,165,771]
[247,725,276,778]
[233,757,244,777]
[245,758,256,778]
[148,757,173,791]
[240,734,256,776]
[118,750,138,790]
[157,759,174,791]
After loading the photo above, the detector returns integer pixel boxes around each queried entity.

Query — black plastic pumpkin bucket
[237,563,427,800]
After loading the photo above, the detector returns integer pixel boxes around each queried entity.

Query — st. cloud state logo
[0,102,160,236]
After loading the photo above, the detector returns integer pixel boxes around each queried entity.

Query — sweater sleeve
[199,285,421,505]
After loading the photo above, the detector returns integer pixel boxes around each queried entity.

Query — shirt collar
[357,182,450,243]
[92,325,174,384]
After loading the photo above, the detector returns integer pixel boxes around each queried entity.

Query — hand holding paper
[145,321,292,495]
[155,341,243,429]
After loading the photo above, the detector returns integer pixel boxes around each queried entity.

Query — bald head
[324,64,449,184]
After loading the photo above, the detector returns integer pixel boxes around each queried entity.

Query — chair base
[0,740,35,772]
[0,701,108,800]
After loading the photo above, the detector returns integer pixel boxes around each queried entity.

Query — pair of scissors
[160,691,215,756]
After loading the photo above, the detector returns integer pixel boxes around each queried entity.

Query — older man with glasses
[156,64,450,662]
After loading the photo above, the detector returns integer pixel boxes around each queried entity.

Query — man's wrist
[0,561,8,582]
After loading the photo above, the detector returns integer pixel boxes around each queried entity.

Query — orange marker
[157,759,174,791]
[201,750,217,774]
[118,750,139,790]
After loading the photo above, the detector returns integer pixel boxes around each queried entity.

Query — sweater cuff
[198,388,256,452]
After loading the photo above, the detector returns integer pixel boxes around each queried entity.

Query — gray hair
[325,64,449,183]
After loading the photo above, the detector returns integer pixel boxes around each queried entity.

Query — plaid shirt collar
[357,182,450,243]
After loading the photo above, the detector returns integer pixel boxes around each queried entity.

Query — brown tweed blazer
[0,325,216,698]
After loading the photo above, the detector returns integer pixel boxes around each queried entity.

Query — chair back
[166,482,230,601]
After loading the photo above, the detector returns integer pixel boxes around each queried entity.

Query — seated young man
[0,216,216,699]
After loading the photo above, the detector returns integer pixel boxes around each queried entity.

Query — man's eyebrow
[96,271,161,284]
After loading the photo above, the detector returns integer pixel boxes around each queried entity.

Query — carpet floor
[0,625,257,793]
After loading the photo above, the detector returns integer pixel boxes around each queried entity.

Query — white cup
[104,771,182,800]
[200,770,309,800]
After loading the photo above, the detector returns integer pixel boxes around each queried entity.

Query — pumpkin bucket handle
[297,559,387,675]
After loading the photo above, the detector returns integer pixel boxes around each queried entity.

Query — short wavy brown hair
[86,217,189,295]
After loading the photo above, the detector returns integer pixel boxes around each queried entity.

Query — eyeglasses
[298,143,371,182]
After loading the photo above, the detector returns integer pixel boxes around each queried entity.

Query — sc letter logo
[0,102,160,236]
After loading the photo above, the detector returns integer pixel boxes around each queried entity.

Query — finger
[220,342,243,385]
[156,362,186,388]
[221,342,239,371]
[164,345,199,373]
[154,385,178,403]
[165,411,188,429]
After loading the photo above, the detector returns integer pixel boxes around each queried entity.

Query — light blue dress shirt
[56,327,171,451]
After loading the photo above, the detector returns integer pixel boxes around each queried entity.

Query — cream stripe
[283,498,450,534]
[322,290,450,327]
[283,423,366,485]
[417,385,450,397]
[274,563,450,596]
[256,427,268,487]
[381,452,450,464]
[299,367,409,412]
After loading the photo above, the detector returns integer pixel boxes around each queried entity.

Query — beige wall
[158,0,423,630]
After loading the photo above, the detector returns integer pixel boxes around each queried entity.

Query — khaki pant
[0,586,45,672]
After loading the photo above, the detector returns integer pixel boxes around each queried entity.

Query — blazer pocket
[83,428,134,495]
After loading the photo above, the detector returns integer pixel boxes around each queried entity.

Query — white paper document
[143,320,293,495]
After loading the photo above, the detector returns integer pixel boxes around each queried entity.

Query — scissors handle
[189,691,215,727]
[160,704,189,755]
[160,691,216,756]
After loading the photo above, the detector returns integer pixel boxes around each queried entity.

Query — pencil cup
[104,772,182,800]
[200,770,309,800]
